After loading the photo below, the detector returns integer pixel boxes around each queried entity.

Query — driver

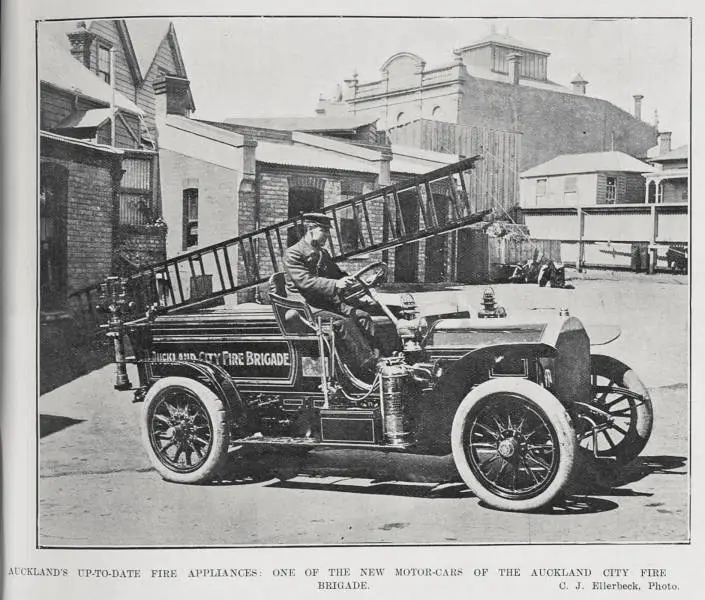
[284,213,380,378]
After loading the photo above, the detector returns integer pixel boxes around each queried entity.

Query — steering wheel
[340,262,388,302]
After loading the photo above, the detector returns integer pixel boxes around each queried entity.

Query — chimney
[658,131,672,155]
[315,94,326,115]
[67,25,96,68]
[633,94,644,120]
[507,53,521,85]
[153,75,194,119]
[570,73,588,95]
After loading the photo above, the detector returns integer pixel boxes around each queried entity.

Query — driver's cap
[302,212,333,229]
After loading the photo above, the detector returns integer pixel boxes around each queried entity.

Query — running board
[231,435,414,452]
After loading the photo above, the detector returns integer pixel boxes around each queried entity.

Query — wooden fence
[522,203,689,270]
[387,119,521,215]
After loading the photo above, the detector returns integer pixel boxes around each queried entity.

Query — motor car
[119,262,652,512]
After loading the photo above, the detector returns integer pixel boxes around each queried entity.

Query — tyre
[142,377,230,484]
[577,355,653,464]
[451,378,576,512]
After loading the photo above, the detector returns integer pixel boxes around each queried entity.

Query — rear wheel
[142,377,230,484]
[451,378,576,512]
[577,355,652,464]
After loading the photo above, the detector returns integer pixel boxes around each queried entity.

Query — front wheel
[141,377,230,484]
[451,378,576,512]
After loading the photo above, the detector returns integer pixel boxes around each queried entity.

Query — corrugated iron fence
[387,119,522,215]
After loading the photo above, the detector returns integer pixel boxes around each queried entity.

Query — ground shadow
[568,453,688,496]
[479,495,619,515]
[40,319,115,394]
[39,414,85,438]
[210,449,687,514]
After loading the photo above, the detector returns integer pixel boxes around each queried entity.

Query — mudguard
[412,342,558,454]
[144,359,246,421]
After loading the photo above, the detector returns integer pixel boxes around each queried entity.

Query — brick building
[154,80,464,297]
[317,30,658,172]
[39,19,193,314]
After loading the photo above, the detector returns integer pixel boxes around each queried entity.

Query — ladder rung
[238,240,251,281]
[382,194,399,240]
[274,226,285,257]
[265,230,279,272]
[222,247,235,288]
[392,189,407,237]
[330,207,342,255]
[213,250,226,290]
[351,202,365,247]
[414,185,429,229]
[361,199,374,246]
[424,181,439,227]
[248,237,260,280]
[172,264,185,304]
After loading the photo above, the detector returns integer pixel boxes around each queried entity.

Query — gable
[86,20,139,97]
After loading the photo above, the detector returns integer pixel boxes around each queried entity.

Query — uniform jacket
[284,238,348,313]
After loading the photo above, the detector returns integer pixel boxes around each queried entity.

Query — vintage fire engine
[98,159,652,512]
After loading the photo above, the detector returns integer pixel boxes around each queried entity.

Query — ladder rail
[100,156,485,314]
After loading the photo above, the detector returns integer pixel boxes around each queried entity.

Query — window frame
[182,188,199,250]
[98,45,111,83]
[605,176,617,203]
[535,178,547,199]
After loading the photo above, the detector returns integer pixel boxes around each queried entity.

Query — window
[432,105,443,119]
[287,185,324,247]
[119,157,154,225]
[606,176,617,203]
[536,178,547,198]
[339,180,365,252]
[564,176,577,205]
[396,111,405,124]
[183,188,199,249]
[98,45,111,83]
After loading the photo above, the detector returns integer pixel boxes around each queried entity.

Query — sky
[39,16,691,147]
[170,17,691,147]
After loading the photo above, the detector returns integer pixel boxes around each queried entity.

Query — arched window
[287,176,326,246]
[432,105,442,119]
[396,111,405,124]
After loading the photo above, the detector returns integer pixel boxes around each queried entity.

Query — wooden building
[39,19,193,315]
[519,151,655,208]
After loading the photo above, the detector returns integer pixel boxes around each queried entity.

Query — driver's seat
[268,272,317,336]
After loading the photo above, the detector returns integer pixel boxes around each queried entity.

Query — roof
[256,141,379,174]
[123,19,172,77]
[40,130,124,154]
[55,108,113,130]
[464,64,570,92]
[38,29,143,116]
[455,31,550,56]
[648,144,688,163]
[165,115,245,147]
[223,115,378,132]
[521,151,655,178]
[391,144,461,174]
[643,167,689,180]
